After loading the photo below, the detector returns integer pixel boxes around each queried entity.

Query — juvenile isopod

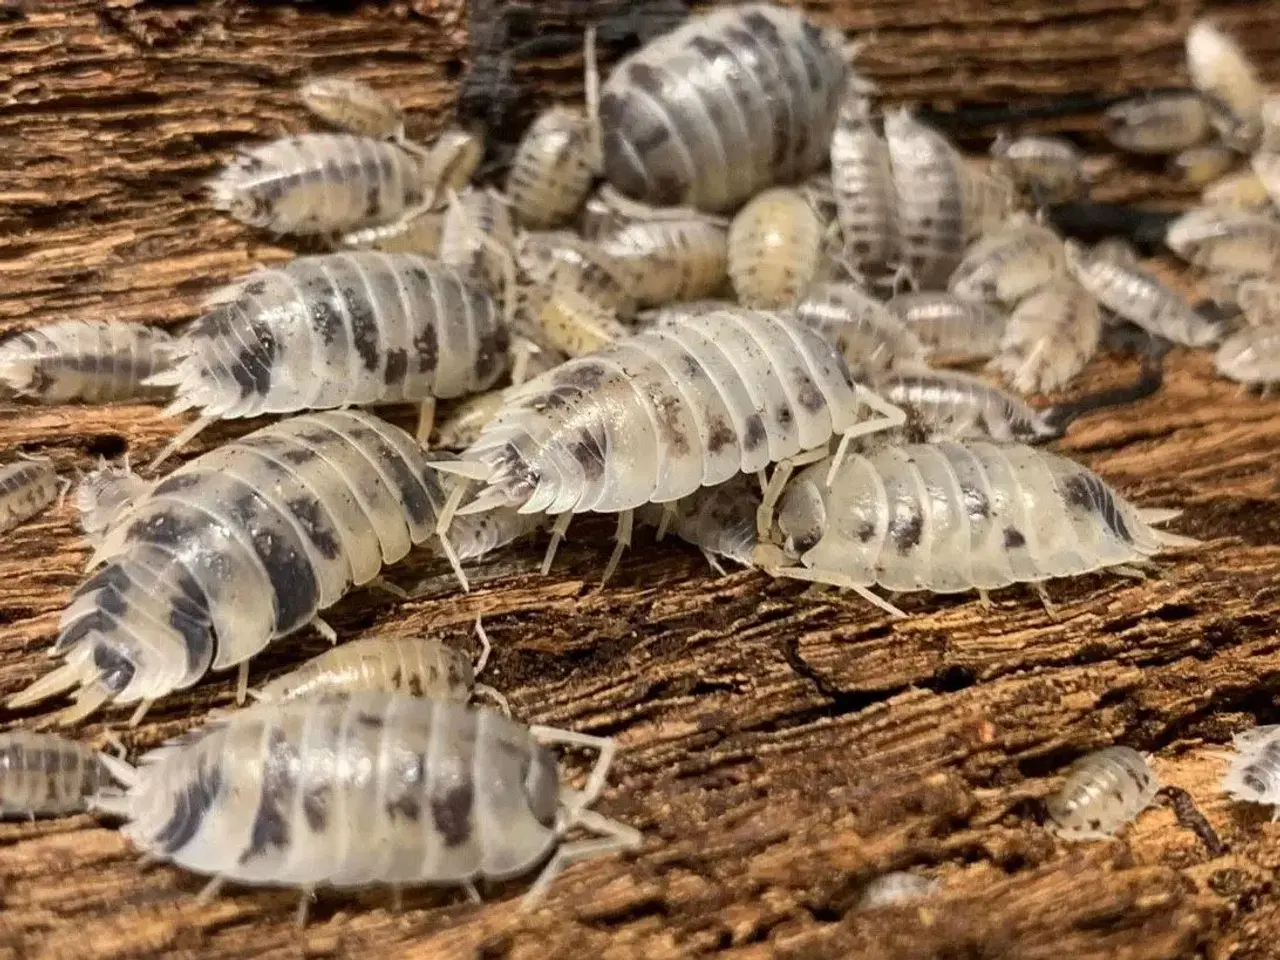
[432,305,906,581]
[0,730,114,818]
[1165,207,1280,277]
[1186,20,1264,150]
[299,76,404,139]
[638,473,760,573]
[753,440,1195,616]
[1202,169,1272,210]
[1214,325,1280,387]
[0,319,177,404]
[1168,143,1238,186]
[961,161,1018,243]
[1102,91,1211,155]
[987,278,1102,395]
[597,3,850,212]
[507,106,598,229]
[7,410,475,726]
[858,872,942,909]
[728,187,832,309]
[1220,725,1280,817]
[885,292,1007,363]
[596,217,729,308]
[948,214,1067,305]
[0,457,61,535]
[1063,241,1224,347]
[438,186,518,309]
[990,133,1086,204]
[91,694,642,916]
[869,368,1061,443]
[515,233,634,358]
[791,282,930,376]
[75,457,150,550]
[1090,237,1141,268]
[148,252,507,454]
[830,83,899,280]
[1047,746,1159,840]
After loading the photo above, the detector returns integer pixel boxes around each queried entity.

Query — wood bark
[3,1,1280,958]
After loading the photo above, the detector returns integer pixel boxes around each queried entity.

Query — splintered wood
[3,1,1280,958]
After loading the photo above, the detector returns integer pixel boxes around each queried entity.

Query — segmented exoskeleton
[0,320,177,404]
[1047,746,1159,840]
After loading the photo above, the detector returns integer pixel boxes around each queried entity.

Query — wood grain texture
[3,1,1280,958]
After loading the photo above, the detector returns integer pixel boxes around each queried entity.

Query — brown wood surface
[3,1,1280,958]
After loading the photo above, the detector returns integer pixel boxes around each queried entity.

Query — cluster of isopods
[1,0,1275,925]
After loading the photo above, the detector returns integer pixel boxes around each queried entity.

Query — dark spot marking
[707,417,735,454]
[431,780,474,847]
[626,62,666,97]
[172,605,215,678]
[280,445,319,465]
[855,520,876,543]
[650,391,690,456]
[406,673,423,696]
[1243,772,1268,794]
[286,496,341,560]
[344,293,381,373]
[961,484,990,520]
[570,427,607,482]
[302,785,329,832]
[633,124,671,155]
[93,642,136,694]
[1003,527,1026,549]
[243,279,269,297]
[1061,473,1131,542]
[1088,818,1102,831]
[775,404,794,428]
[554,361,608,390]
[741,10,782,44]
[680,353,705,379]
[795,371,825,413]
[596,92,630,131]
[649,171,688,206]
[474,325,509,384]
[230,320,277,399]
[889,507,924,553]
[240,728,295,863]
[155,758,223,855]
[386,793,422,821]
[364,183,381,219]
[96,583,128,617]
[383,348,408,387]
[742,414,766,452]
[412,322,438,374]
[356,711,385,729]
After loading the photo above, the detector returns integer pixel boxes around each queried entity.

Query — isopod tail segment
[520,724,642,910]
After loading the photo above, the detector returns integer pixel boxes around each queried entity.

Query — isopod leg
[654,502,677,541]
[758,447,829,540]
[235,662,250,706]
[435,480,469,537]
[391,885,405,913]
[541,512,573,575]
[601,509,633,585]
[195,875,225,907]
[520,808,642,911]
[583,25,602,169]
[295,886,315,928]
[463,881,482,905]
[473,618,491,676]
[773,564,907,618]
[528,725,617,811]
[127,699,154,728]
[52,684,113,728]
[437,531,472,593]
[473,683,512,717]
[149,416,215,472]
[415,398,437,447]
[827,389,907,486]
[1033,582,1060,620]
[701,549,728,577]
[311,617,338,644]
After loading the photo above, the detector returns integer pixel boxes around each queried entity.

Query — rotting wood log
[2,2,1280,958]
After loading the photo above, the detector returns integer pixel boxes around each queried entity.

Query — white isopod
[869,368,1061,443]
[149,252,507,454]
[990,132,1086,204]
[1166,207,1280,277]
[1063,241,1224,347]
[858,871,942,909]
[75,457,151,549]
[1168,143,1238,186]
[0,319,177,404]
[91,694,641,916]
[885,109,969,289]
[728,187,832,308]
[885,292,1007,362]
[1102,92,1211,155]
[507,106,599,229]
[1202,169,1272,210]
[1186,20,1264,150]
[7,410,476,726]
[432,306,905,581]
[596,217,729,308]
[753,440,1194,617]
[830,83,899,280]
[638,472,761,574]
[948,213,1067,305]
[0,730,114,818]
[438,186,518,308]
[987,278,1102,395]
[299,76,405,139]
[1047,746,1159,840]
[791,282,930,376]
[1214,325,1280,387]
[598,3,850,213]
[1220,725,1280,817]
[0,457,61,535]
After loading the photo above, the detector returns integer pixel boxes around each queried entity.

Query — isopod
[638,473,760,573]
[1063,241,1224,347]
[1214,325,1280,387]
[148,252,508,455]
[0,319,177,404]
[7,410,472,725]
[961,162,1018,243]
[1250,150,1280,211]
[507,106,598,229]
[438,186,518,307]
[1220,724,1280,817]
[1102,91,1210,155]
[987,278,1102,395]
[869,368,1061,443]
[597,3,850,212]
[1202,169,1272,210]
[0,730,114,818]
[0,457,61,535]
[753,440,1195,616]
[830,83,899,280]
[339,208,444,255]
[299,76,404,139]
[91,694,642,915]
[1168,143,1238,186]
[595,217,729,308]
[1165,207,1280,277]
[791,282,929,376]
[948,213,1067,305]
[858,872,941,909]
[1186,20,1264,150]
[1091,237,1141,269]
[728,187,831,309]
[885,109,968,289]
[431,305,905,581]
[885,292,1007,362]
[1236,277,1280,325]
[515,234,634,358]
[990,132,1086,204]
[76,457,150,549]
[1047,746,1159,840]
